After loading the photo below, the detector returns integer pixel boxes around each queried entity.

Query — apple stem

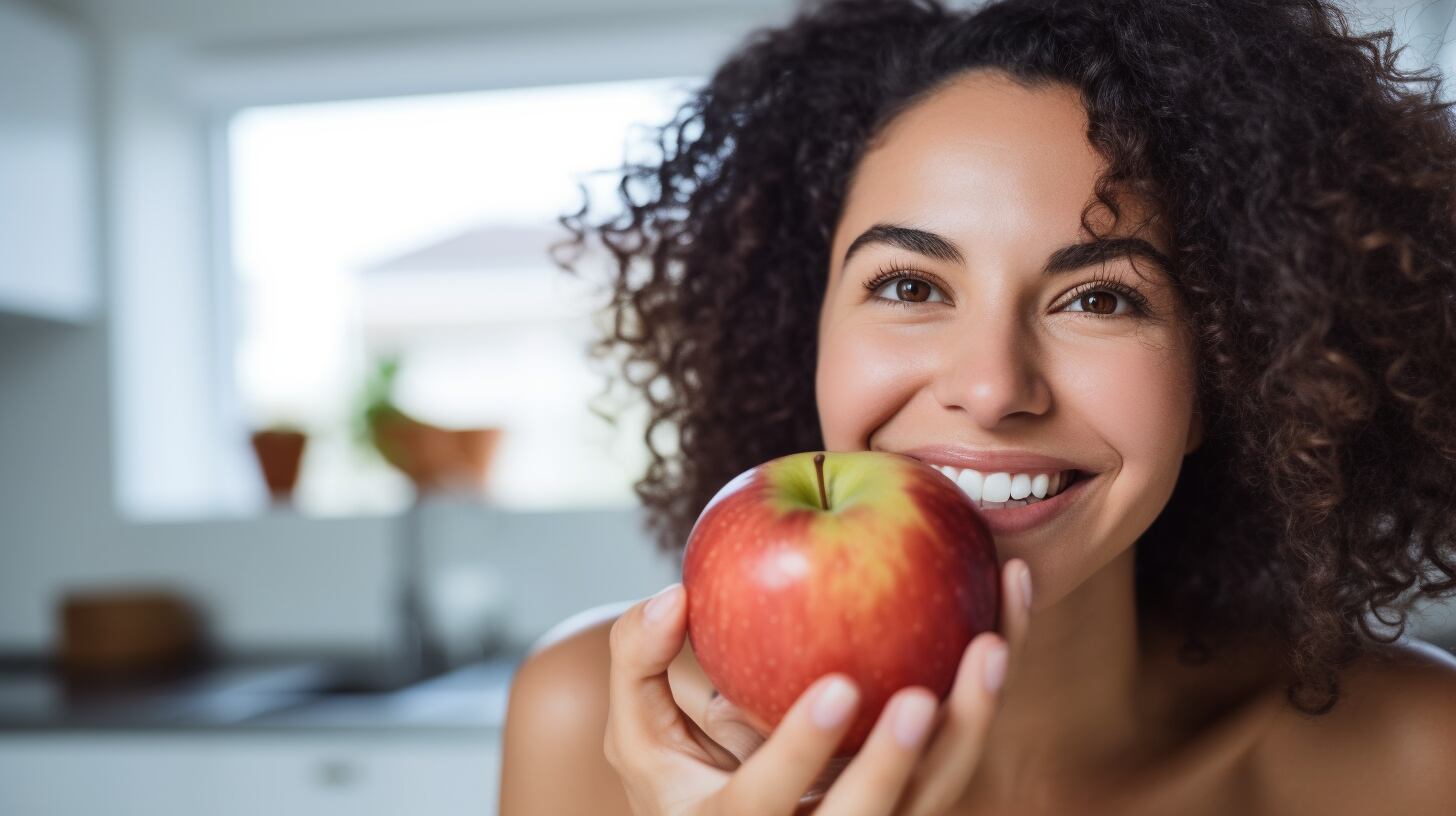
[813,453,830,511]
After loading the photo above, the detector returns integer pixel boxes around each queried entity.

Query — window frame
[113,11,765,521]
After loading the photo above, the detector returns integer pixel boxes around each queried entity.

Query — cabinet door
[0,0,96,321]
[0,732,502,816]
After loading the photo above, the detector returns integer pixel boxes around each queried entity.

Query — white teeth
[955,468,983,501]
[1009,473,1031,500]
[982,472,1011,503]
[930,463,1080,510]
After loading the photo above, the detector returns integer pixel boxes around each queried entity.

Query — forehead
[835,70,1159,260]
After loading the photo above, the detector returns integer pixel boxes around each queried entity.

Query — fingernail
[984,641,1008,693]
[811,676,858,730]
[644,583,681,623]
[1019,562,1033,611]
[893,693,936,747]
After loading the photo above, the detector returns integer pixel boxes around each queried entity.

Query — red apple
[682,450,1000,757]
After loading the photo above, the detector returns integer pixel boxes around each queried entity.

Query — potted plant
[353,355,504,496]
[249,421,309,503]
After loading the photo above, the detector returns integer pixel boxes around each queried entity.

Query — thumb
[608,583,692,746]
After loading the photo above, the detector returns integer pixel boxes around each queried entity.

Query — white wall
[0,0,96,320]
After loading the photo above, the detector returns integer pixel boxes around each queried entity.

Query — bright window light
[228,76,698,515]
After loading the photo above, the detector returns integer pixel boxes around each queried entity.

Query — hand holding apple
[601,529,1029,814]
[681,450,1001,757]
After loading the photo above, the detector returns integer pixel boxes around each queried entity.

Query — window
[228,77,697,515]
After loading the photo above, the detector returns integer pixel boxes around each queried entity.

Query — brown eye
[896,279,932,303]
[1079,290,1118,315]
[1060,280,1148,318]
[866,272,950,306]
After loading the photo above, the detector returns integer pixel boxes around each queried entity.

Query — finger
[814,686,940,815]
[718,673,861,815]
[682,703,744,768]
[897,560,1027,814]
[701,690,769,763]
[605,583,707,764]
[999,558,1035,679]
[898,632,1008,815]
[667,658,753,769]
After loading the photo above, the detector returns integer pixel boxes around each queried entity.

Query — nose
[930,311,1052,428]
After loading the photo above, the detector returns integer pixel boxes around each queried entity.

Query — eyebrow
[841,223,1173,278]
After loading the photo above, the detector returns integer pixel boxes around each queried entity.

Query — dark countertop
[0,650,527,734]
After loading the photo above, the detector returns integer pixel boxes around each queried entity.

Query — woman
[501,0,1456,812]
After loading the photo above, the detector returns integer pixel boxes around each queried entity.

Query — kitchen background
[2,0,1455,813]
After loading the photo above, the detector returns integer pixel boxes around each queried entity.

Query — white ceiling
[31,0,1453,72]
[41,0,796,45]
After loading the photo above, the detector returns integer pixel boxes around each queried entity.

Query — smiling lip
[896,444,1093,475]
[973,470,1097,536]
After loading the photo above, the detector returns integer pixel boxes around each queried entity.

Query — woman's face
[816,70,1202,609]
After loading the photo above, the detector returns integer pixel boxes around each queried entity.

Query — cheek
[1059,337,1196,527]
[816,324,936,449]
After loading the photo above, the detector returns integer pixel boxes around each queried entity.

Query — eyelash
[861,265,1153,318]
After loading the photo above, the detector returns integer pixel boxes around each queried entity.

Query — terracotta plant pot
[371,415,503,495]
[250,429,308,502]
[59,587,207,681]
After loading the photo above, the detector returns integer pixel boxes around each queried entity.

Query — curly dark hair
[555,0,1456,715]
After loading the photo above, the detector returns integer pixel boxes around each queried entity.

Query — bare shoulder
[499,615,628,816]
[1249,638,1456,815]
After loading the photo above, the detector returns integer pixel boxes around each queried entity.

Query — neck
[974,546,1150,798]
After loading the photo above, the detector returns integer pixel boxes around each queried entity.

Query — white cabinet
[0,0,97,322]
[0,731,502,816]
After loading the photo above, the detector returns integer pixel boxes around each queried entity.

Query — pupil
[1084,292,1114,314]
[898,280,927,302]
